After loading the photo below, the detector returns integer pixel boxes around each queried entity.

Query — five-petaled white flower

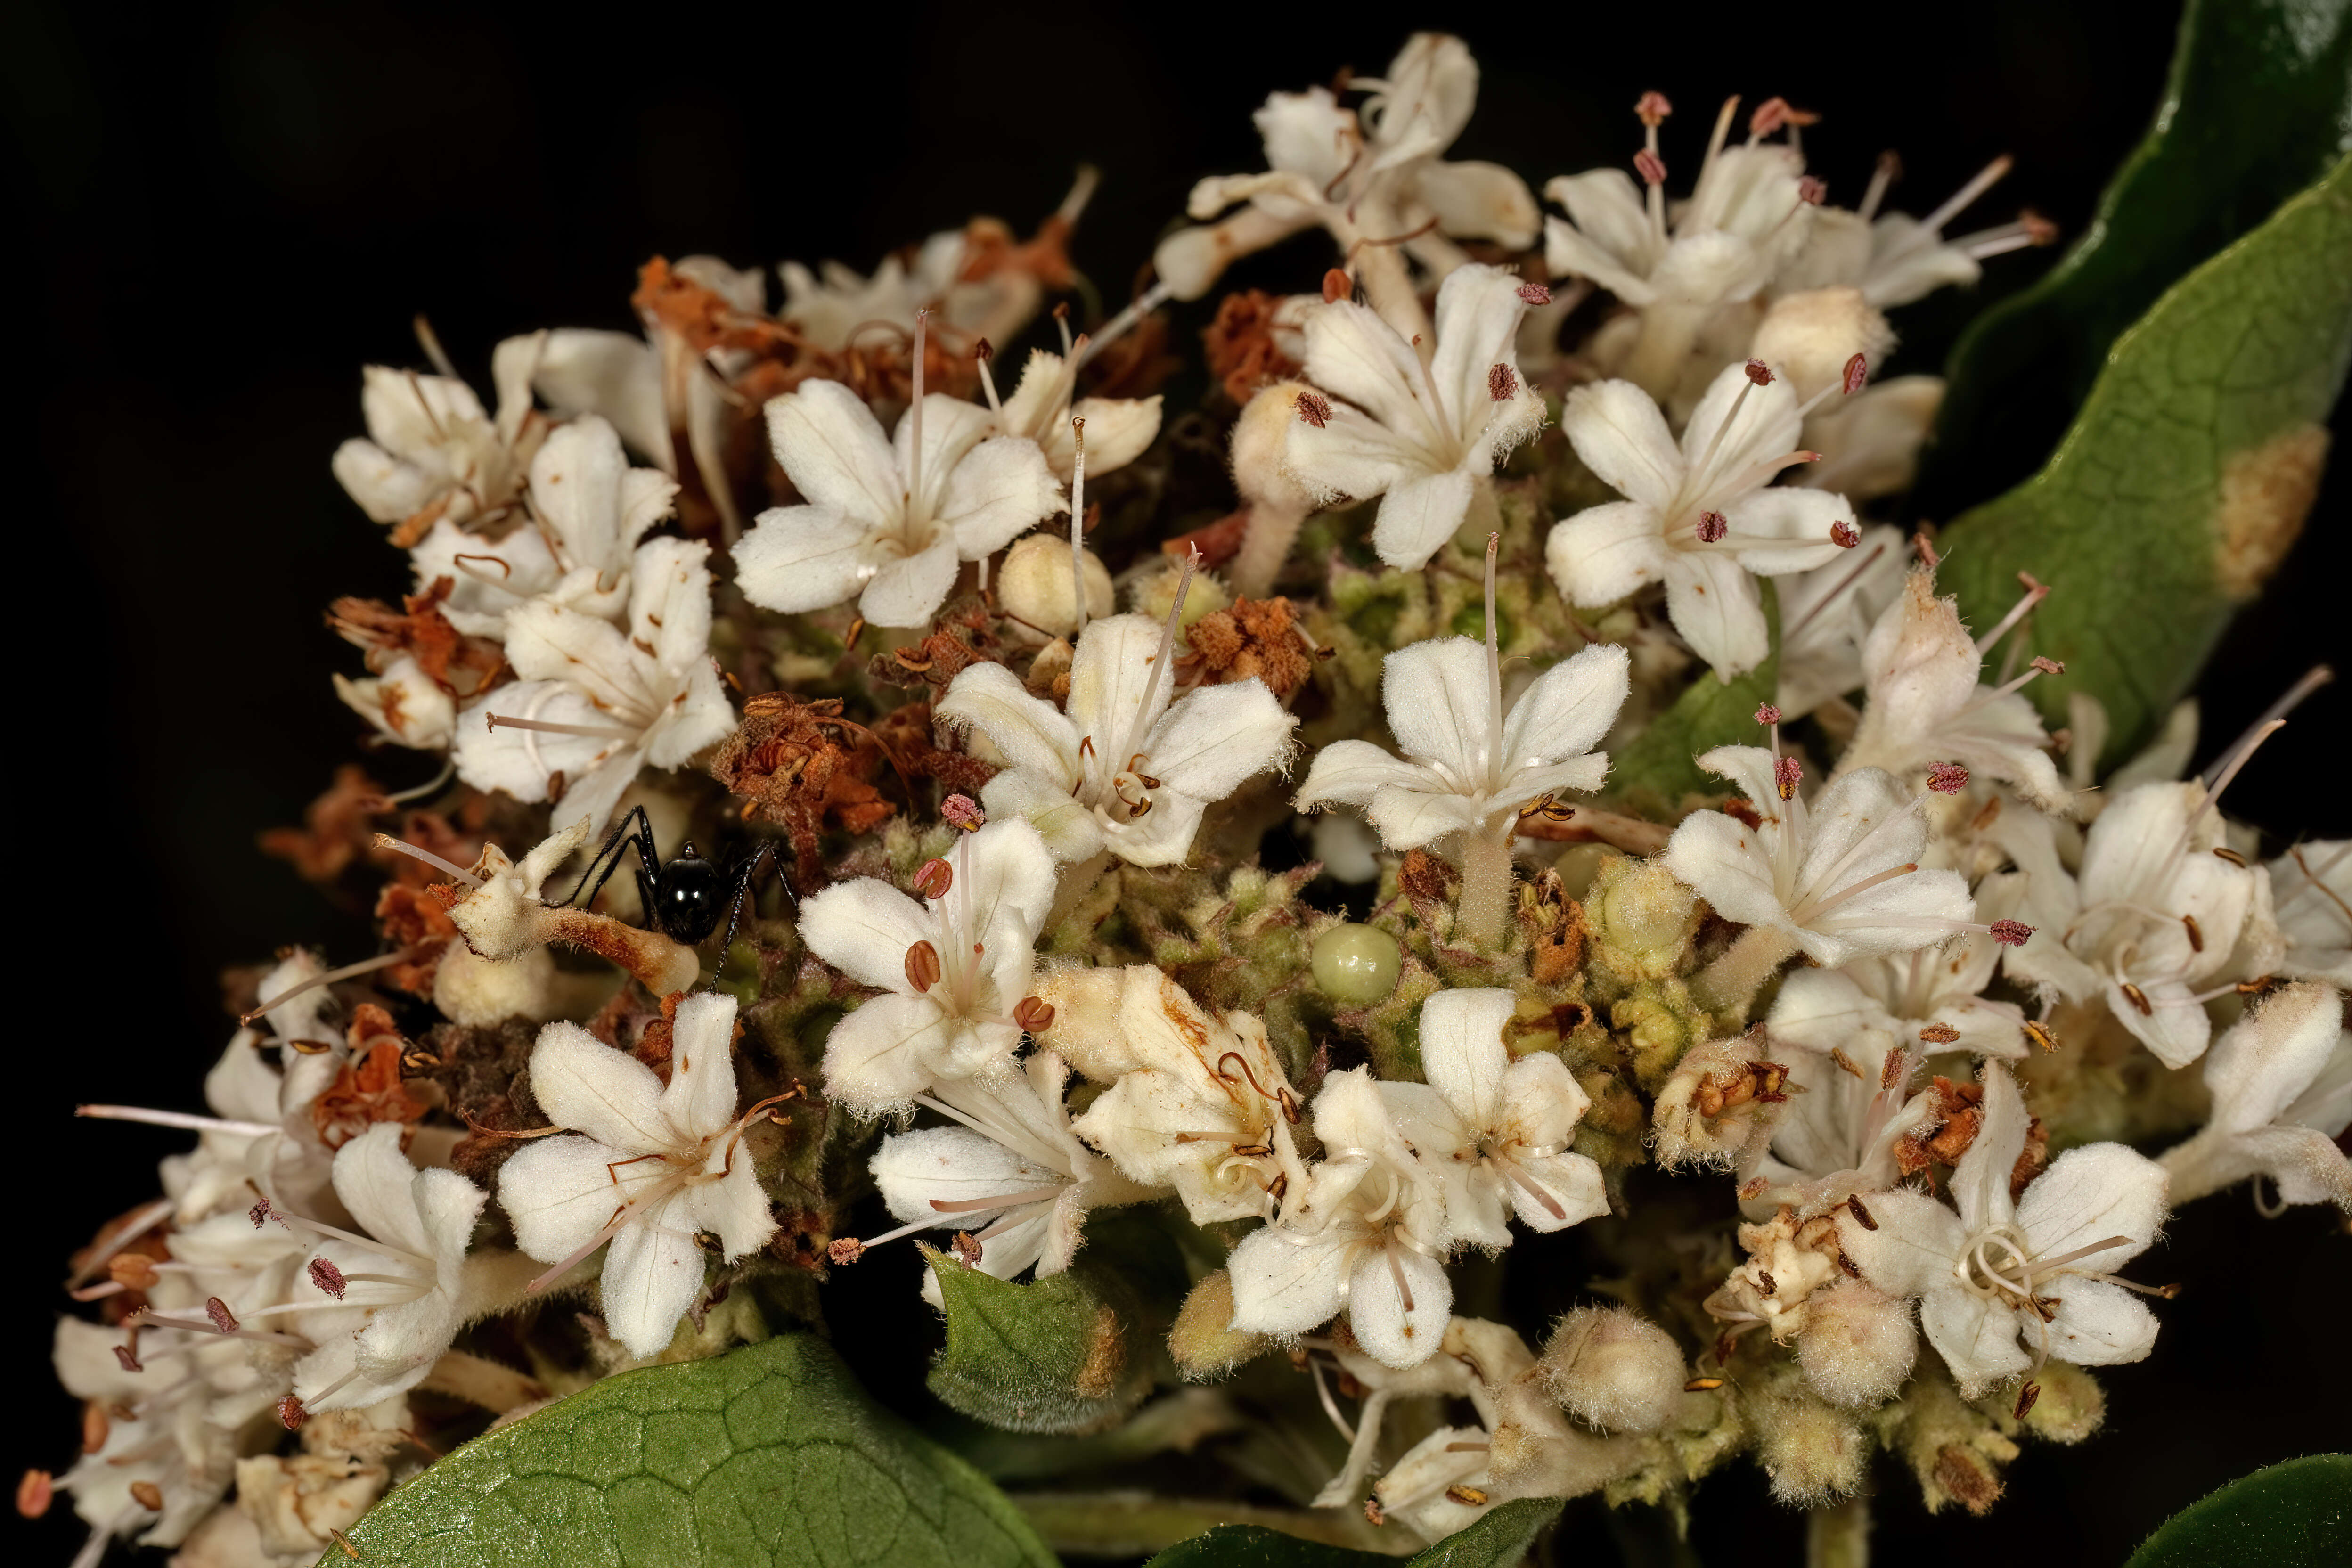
[288,1125,485,1413]
[332,338,546,531]
[1546,361,1854,679]
[1838,1063,2168,1396]
[1282,264,1548,571]
[498,994,779,1359]
[800,816,1058,1113]
[410,414,679,637]
[983,346,1163,484]
[1226,1068,1454,1369]
[734,377,1064,629]
[938,609,1295,868]
[453,536,735,836]
[2160,981,2352,1212]
[1778,155,2043,309]
[1377,989,1609,1247]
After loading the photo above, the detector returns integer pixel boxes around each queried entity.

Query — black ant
[562,806,789,973]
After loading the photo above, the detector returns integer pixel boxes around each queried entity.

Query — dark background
[9,1,2345,1562]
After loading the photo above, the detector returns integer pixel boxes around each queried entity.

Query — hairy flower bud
[1796,1279,1918,1409]
[1751,289,1895,406]
[1748,1365,1868,1506]
[1168,1270,1267,1381]
[997,534,1114,645]
[1536,1307,1687,1434]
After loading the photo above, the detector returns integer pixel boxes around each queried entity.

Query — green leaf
[924,1245,1150,1435]
[1138,1496,1562,1568]
[320,1332,1056,1568]
[1605,580,1777,813]
[2124,1454,2352,1568]
[1937,151,2352,762]
[1917,0,2352,519]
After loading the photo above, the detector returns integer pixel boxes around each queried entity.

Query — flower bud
[1748,1364,1866,1506]
[1231,382,1320,514]
[1750,288,1894,406]
[1536,1307,1686,1434]
[1585,856,1702,982]
[1796,1279,1917,1409]
[997,535,1113,645]
[1168,1269,1266,1381]
[1127,555,1228,630]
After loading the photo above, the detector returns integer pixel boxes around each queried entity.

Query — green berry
[1312,923,1402,1004]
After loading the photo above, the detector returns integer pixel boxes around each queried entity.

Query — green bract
[923,1246,1150,1435]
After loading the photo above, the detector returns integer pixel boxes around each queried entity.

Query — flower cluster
[37,31,2344,1566]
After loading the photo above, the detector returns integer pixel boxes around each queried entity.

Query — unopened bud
[912,858,955,899]
[904,940,943,993]
[998,534,1113,644]
[1926,762,1969,793]
[1749,1370,1866,1506]
[1753,289,1894,404]
[1295,391,1332,429]
[1013,996,1056,1032]
[1536,1306,1686,1433]
[1168,1270,1267,1382]
[1796,1279,1917,1409]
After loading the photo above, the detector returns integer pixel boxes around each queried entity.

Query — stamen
[908,308,929,520]
[1384,1244,1416,1315]
[1858,150,1900,223]
[1117,547,1200,774]
[237,947,424,1027]
[483,712,637,741]
[1915,155,2014,241]
[1070,279,1175,373]
[1069,414,1089,635]
[928,1186,1067,1214]
[77,1106,279,1138]
[973,338,1002,414]
[1483,532,1505,791]
[1974,572,2052,655]
[371,833,484,888]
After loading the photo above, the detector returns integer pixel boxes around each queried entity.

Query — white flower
[52,1330,237,1551]
[1154,34,1536,308]
[1049,966,1311,1224]
[409,415,678,637]
[1664,744,1975,968]
[938,612,1295,868]
[1296,636,1627,854]
[1777,155,2044,309]
[1749,996,1940,1207]
[1996,780,2278,1067]
[1770,941,2030,1065]
[1838,1063,2168,1395]
[2160,982,2352,1212]
[452,536,734,835]
[1375,989,1608,1247]
[781,237,961,353]
[985,346,1162,484]
[1282,264,1547,570]
[1835,568,2067,811]
[331,654,456,752]
[2270,841,2352,986]
[1772,522,1904,718]
[865,1052,1154,1304]
[497,995,778,1358]
[331,337,545,530]
[1226,1068,1454,1369]
[1546,362,1853,679]
[734,378,1063,629]
[801,816,1056,1113]
[287,1125,485,1413]
[529,256,766,469]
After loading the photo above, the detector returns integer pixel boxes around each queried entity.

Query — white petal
[1662,809,1789,932]
[1428,264,1531,443]
[858,535,961,629]
[1836,1187,1966,1299]
[333,438,440,523]
[1560,380,1682,510]
[1950,1064,2028,1234]
[1285,402,1420,506]
[2017,1143,2167,1265]
[1721,488,1850,576]
[1345,1243,1452,1368]
[330,1125,435,1262]
[1500,643,1629,786]
[1295,740,1437,812]
[683,1158,778,1262]
[936,662,1083,789]
[821,994,956,1113]
[734,505,881,614]
[1367,785,1484,850]
[2043,1276,2160,1367]
[767,379,902,523]
[627,535,715,672]
[1546,501,1670,608]
[1413,159,1539,248]
[530,1022,672,1152]
[601,1215,705,1358]
[1300,299,1429,435]
[872,1126,1061,1225]
[1101,790,1209,868]
[451,685,609,803]
[1417,988,1516,1130]
[2203,982,2345,1134]
[1919,1286,2029,1396]
[1065,615,1176,758]
[662,992,743,1142]
[1680,361,1801,488]
[530,417,630,573]
[1226,1225,1353,1337]
[958,818,1060,975]
[938,436,1065,557]
[979,767,1106,864]
[1369,466,1478,571]
[1379,637,1491,780]
[798,878,934,993]
[1143,682,1296,800]
[534,329,670,467]
[1663,551,1771,680]
[1508,1148,1608,1232]
[498,1134,654,1264]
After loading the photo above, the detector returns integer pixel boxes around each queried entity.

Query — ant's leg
[709,844,776,985]
[561,805,660,912]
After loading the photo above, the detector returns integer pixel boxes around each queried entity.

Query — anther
[1988,920,2034,947]
[904,940,943,993]
[1446,1485,1488,1507]
[1754,703,1783,726]
[1797,175,1827,205]
[110,1255,160,1291]
[1695,510,1729,543]
[1846,1194,1878,1231]
[204,1297,238,1333]
[1842,353,1869,395]
[1774,755,1802,801]
[2030,656,2065,676]
[1685,1376,1725,1392]
[1927,762,1970,794]
[1296,392,1332,428]
[951,1232,984,1267]
[1487,363,1519,401]
[309,1258,349,1299]
[2022,1019,2059,1054]
[1744,359,1773,386]
[130,1481,163,1512]
[1517,282,1552,306]
[81,1404,107,1455]
[1322,268,1352,303]
[2120,982,2153,1015]
[1634,149,1667,186]
[2181,914,2204,953]
[912,858,954,899]
[827,1237,864,1265]
[1829,1047,1864,1080]
[16,1469,52,1519]
[1919,1023,1961,1045]
[2014,1380,2040,1420]
[1013,996,1056,1032]
[941,794,986,831]
[113,1344,142,1374]
[1635,90,1673,126]
[2212,846,2247,868]
[1830,520,1860,548]
[278,1394,308,1430]
[1756,1269,1778,1296]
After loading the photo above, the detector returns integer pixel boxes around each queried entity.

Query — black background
[9,2,2345,1562]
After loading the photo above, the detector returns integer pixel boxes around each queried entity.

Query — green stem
[1691,923,1800,1019]
[1806,1493,1870,1568]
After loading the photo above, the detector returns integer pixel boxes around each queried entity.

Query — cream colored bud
[1168,1270,1266,1381]
[1536,1307,1686,1434]
[1125,556,1229,630]
[1748,1366,1867,1507]
[997,535,1113,645]
[1586,856,1702,981]
[1796,1279,1918,1409]
[1751,288,1895,405]
[1231,381,1320,514]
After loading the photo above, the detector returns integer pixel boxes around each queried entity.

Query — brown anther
[1846,1194,1878,1232]
[1633,148,1668,186]
[2030,655,2065,676]
[1880,1049,1908,1093]
[2014,1380,2041,1420]
[843,617,866,653]
[1830,519,1861,548]
[2212,846,2248,868]
[2120,982,2154,1016]
[941,793,986,830]
[131,1480,164,1511]
[310,1257,349,1299]
[1842,353,1869,395]
[401,1048,441,1071]
[109,1254,160,1291]
[113,1344,142,1374]
[1927,761,1970,794]
[974,337,994,362]
[278,1394,308,1430]
[1740,1176,1771,1200]
[1695,510,1729,543]
[205,1296,239,1333]
[1797,175,1828,205]
[903,940,943,993]
[15,1469,52,1519]
[827,1237,865,1266]
[1775,754,1803,801]
[1487,362,1519,401]
[2235,976,2281,996]
[951,1232,984,1267]
[2022,1019,2059,1054]
[1295,391,1333,428]
[1829,1047,1865,1080]
[1684,1376,1725,1392]
[1322,268,1353,304]
[2180,914,2204,953]
[1517,282,1552,306]
[1837,1250,1862,1279]
[81,1403,109,1455]
[1013,996,1056,1032]
[1635,90,1673,125]
[1364,1498,1387,1527]
[1988,919,2035,948]
[1445,1485,1489,1507]
[912,858,955,900]
[1919,1023,1961,1046]
[2020,209,2059,245]
[1744,358,1773,386]
[1756,1269,1778,1296]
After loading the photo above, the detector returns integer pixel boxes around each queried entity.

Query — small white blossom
[800,817,1057,1113]
[1777,155,2044,309]
[734,378,1063,629]
[331,654,456,752]
[497,995,778,1359]
[985,346,1162,484]
[529,256,766,468]
[938,612,1295,867]
[1546,362,1853,679]
[331,337,546,531]
[2160,982,2352,1212]
[1838,1063,2168,1396]
[452,537,734,836]
[1282,264,1547,571]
